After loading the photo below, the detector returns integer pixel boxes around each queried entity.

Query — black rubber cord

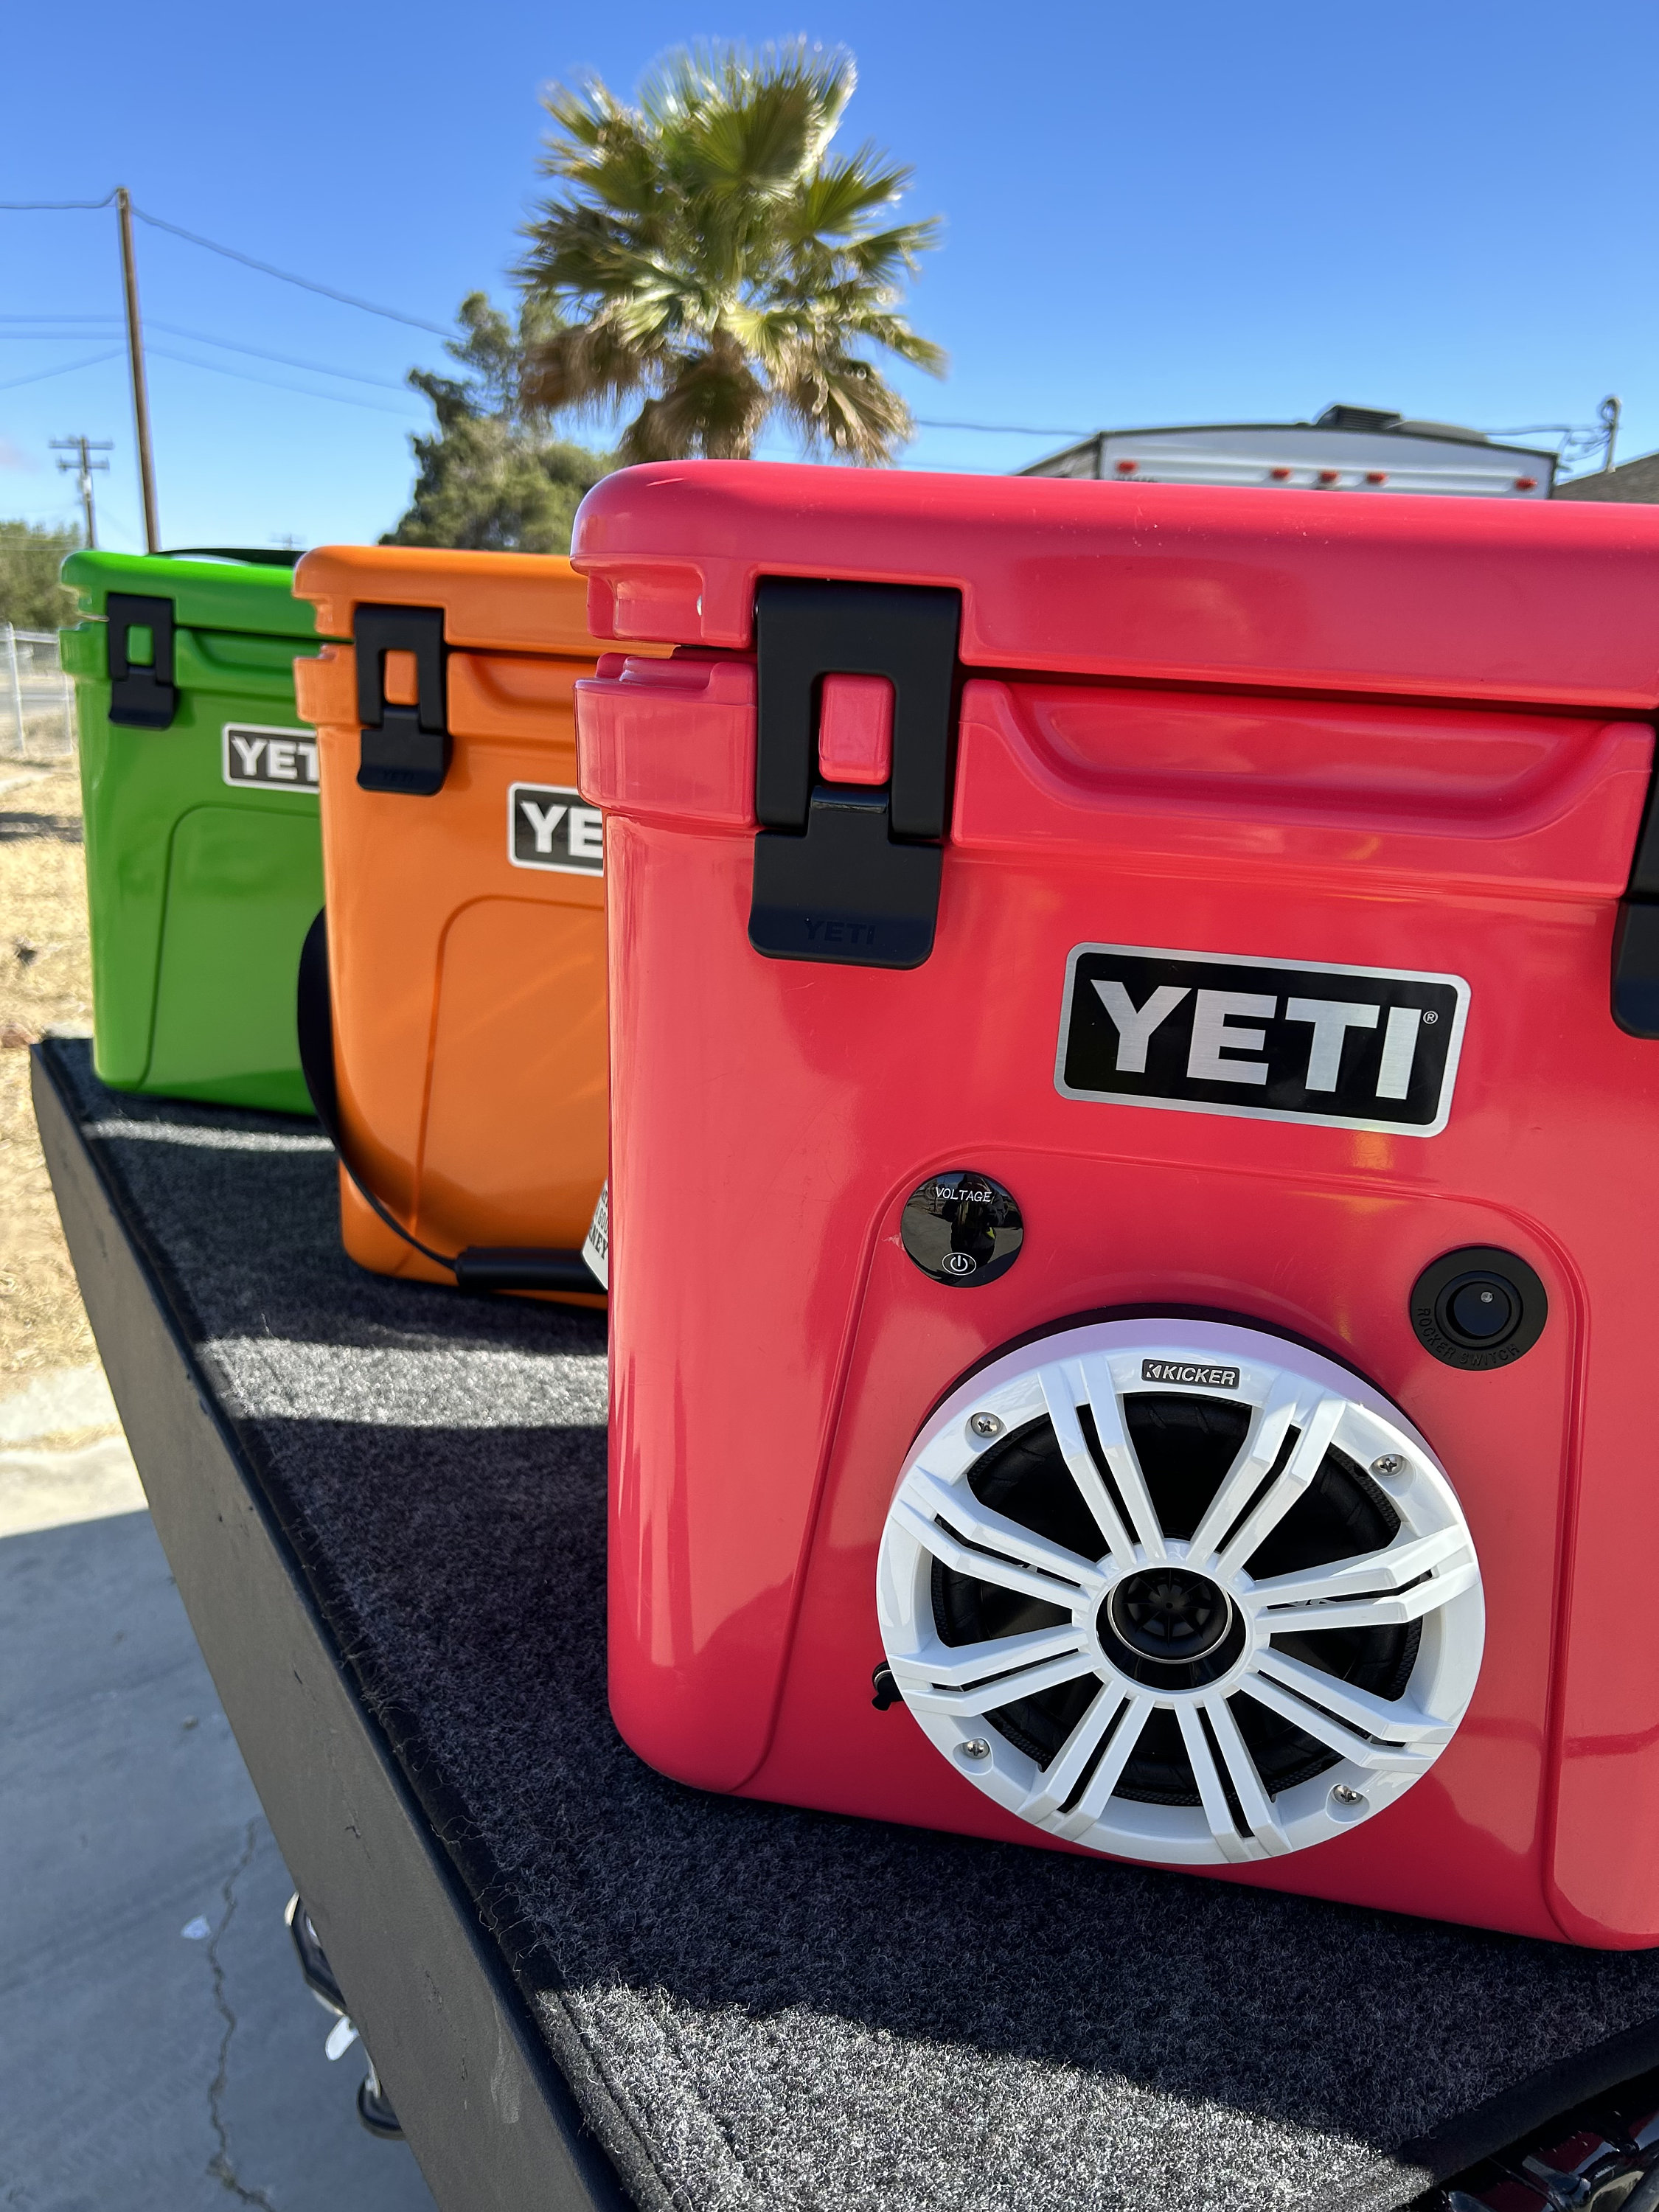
[296,910,602,1296]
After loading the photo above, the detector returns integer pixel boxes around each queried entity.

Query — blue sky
[3,0,1655,551]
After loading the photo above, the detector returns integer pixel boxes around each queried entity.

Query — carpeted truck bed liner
[36,1036,1659,2212]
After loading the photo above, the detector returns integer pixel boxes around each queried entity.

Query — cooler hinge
[355,603,450,796]
[748,577,961,970]
[1613,757,1659,1035]
[106,593,177,728]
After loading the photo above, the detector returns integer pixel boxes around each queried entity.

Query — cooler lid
[292,545,605,659]
[62,549,329,641]
[571,462,1659,713]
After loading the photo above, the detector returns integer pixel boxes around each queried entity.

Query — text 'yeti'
[1057,945,1467,1136]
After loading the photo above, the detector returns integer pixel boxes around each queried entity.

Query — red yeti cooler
[573,463,1659,1947]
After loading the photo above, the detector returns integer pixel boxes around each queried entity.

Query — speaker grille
[877,1321,1484,1865]
[932,1404,1420,1806]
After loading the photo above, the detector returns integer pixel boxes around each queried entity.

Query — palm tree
[517,42,945,465]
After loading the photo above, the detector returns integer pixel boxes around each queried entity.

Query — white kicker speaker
[876,1319,1484,1865]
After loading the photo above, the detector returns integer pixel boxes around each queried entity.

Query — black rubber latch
[872,1663,903,1711]
[106,591,177,728]
[453,1248,602,1295]
[1614,765,1659,1036]
[355,603,450,796]
[748,577,961,970]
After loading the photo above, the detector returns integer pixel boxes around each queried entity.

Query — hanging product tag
[582,1183,609,1290]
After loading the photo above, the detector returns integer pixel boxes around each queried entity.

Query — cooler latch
[1613,765,1659,1035]
[355,604,449,796]
[749,578,961,970]
[106,593,176,728]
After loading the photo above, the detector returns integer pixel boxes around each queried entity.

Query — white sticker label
[582,1182,609,1290]
[1057,943,1469,1137]
[509,782,604,875]
[222,723,319,793]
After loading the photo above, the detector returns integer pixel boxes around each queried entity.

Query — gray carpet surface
[50,1039,1659,2212]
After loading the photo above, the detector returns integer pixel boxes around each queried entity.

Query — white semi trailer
[1021,402,1556,497]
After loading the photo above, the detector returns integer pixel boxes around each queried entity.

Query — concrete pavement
[0,1371,438,2211]
[0,1362,143,1541]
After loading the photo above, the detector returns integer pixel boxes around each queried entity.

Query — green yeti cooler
[61,550,338,1114]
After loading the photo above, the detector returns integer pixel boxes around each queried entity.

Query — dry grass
[0,744,95,1378]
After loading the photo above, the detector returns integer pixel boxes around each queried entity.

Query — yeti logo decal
[509,783,604,876]
[222,724,319,792]
[1057,944,1468,1135]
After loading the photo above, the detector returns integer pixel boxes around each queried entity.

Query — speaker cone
[876,1320,1484,1865]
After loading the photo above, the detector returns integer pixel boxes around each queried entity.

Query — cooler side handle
[954,681,1653,898]
[296,911,602,1297]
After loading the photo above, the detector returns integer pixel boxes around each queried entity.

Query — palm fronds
[518,40,944,464]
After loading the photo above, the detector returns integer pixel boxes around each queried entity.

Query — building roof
[1554,451,1659,502]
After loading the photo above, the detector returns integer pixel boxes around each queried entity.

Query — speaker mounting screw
[958,1738,992,1761]
[969,1413,1004,1439]
[1371,1454,1405,1478]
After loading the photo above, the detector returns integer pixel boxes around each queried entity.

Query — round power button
[1446,1279,1517,1342]
[1409,1246,1548,1371]
[900,1170,1023,1287]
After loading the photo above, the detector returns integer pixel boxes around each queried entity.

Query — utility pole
[1600,394,1622,475]
[115,187,160,552]
[51,436,112,548]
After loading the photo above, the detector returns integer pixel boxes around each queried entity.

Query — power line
[128,204,452,335]
[0,348,124,392]
[0,316,415,391]
[0,193,117,210]
[0,321,1065,435]
[94,493,143,549]
[147,321,414,390]
[914,417,1089,437]
[0,199,1106,448]
[146,344,421,416]
[0,190,451,336]
[916,416,1615,447]
[893,456,1029,473]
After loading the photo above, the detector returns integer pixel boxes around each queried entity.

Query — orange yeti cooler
[291,546,636,1302]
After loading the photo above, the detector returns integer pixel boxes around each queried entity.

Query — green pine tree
[383,294,611,552]
[0,520,82,633]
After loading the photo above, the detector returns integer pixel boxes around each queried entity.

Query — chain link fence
[4,627,76,759]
